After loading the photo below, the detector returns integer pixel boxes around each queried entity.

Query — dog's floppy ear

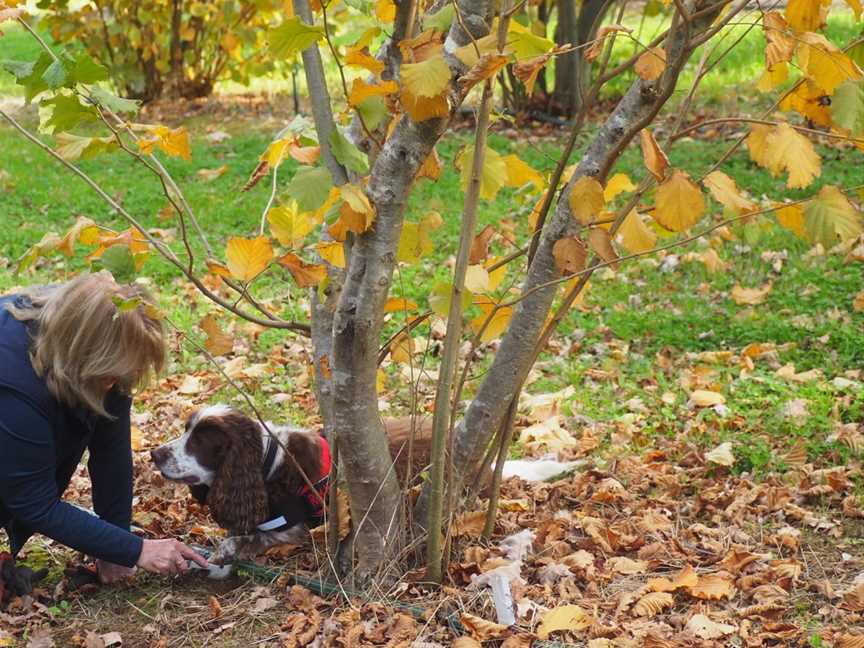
[206,413,268,535]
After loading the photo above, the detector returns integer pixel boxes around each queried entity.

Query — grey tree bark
[415,0,731,522]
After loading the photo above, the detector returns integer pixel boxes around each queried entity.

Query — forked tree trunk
[415,0,733,521]
[298,0,494,581]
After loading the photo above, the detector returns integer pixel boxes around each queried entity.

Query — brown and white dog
[150,405,431,565]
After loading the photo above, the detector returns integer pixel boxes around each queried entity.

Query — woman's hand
[136,539,209,576]
[96,559,136,584]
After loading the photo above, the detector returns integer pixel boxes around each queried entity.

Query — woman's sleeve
[87,390,134,535]
[0,390,143,567]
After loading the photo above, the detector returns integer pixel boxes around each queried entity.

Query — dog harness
[256,434,331,532]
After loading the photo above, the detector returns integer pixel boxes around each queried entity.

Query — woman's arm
[87,389,134,533]
[0,390,143,567]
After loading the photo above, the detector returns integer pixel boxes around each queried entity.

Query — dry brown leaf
[537,605,594,639]
[684,614,737,639]
[640,129,670,182]
[633,592,674,617]
[635,47,667,80]
[460,613,510,640]
[208,595,223,619]
[552,236,587,275]
[688,574,736,600]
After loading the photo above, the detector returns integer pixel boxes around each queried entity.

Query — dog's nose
[150,446,169,466]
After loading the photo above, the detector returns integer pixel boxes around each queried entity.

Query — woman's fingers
[176,542,209,568]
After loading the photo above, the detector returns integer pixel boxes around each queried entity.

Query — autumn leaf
[374,0,396,22]
[401,54,451,99]
[804,185,863,247]
[703,171,755,214]
[587,228,618,269]
[398,211,441,263]
[338,183,376,234]
[268,202,315,248]
[459,53,509,90]
[635,47,666,81]
[428,281,472,318]
[685,614,737,639]
[785,0,829,33]
[763,12,794,66]
[780,80,833,126]
[315,241,346,268]
[749,122,821,189]
[604,173,636,201]
[640,129,670,181]
[774,203,807,238]
[692,391,727,408]
[344,47,385,76]
[470,297,513,343]
[469,224,496,264]
[277,253,327,287]
[567,176,606,225]
[456,145,508,200]
[200,314,233,356]
[268,17,325,58]
[383,297,418,313]
[460,613,509,640]
[348,78,398,107]
[632,592,674,617]
[617,209,656,254]
[552,236,587,275]
[502,154,544,191]
[654,170,705,232]
[585,24,632,62]
[225,236,273,281]
[832,79,864,136]
[137,125,191,160]
[537,605,593,639]
[731,282,772,305]
[513,53,554,95]
[59,216,99,256]
[797,32,861,95]
[689,574,736,600]
[196,165,228,182]
[464,264,490,293]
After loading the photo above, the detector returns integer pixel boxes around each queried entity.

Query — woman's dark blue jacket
[0,294,143,567]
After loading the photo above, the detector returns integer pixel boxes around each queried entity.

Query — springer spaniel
[151,405,430,565]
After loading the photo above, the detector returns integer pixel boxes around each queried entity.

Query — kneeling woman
[0,273,207,582]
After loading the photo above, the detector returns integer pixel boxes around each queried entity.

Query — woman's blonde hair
[7,271,166,417]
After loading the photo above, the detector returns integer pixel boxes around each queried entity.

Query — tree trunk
[553,0,578,115]
[415,0,730,522]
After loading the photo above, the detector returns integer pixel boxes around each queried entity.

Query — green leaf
[508,29,555,61]
[69,52,109,84]
[804,185,864,248]
[42,58,67,89]
[356,95,387,131]
[329,130,369,175]
[4,52,53,103]
[40,94,98,132]
[831,79,864,136]
[96,245,137,283]
[89,86,140,114]
[424,5,455,32]
[268,17,325,58]
[285,166,333,212]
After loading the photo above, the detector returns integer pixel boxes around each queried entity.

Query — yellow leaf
[417,148,443,181]
[268,202,314,247]
[456,145,508,200]
[400,88,449,122]
[344,46,385,75]
[464,264,490,293]
[617,209,656,254]
[568,176,605,224]
[785,0,830,32]
[757,63,789,92]
[429,281,472,318]
[731,282,773,305]
[779,80,832,126]
[634,47,666,81]
[348,78,398,107]
[200,314,233,355]
[470,298,513,343]
[206,259,232,278]
[263,138,291,167]
[746,123,773,169]
[486,260,507,292]
[375,0,396,21]
[138,125,191,161]
[276,252,328,287]
[59,216,99,256]
[389,331,415,363]
[225,236,273,281]
[383,297,418,313]
[654,170,705,232]
[460,613,509,641]
[316,241,346,268]
[400,54,451,98]
[587,228,618,269]
[537,605,594,639]
[397,211,441,263]
[502,154,544,190]
[604,173,636,201]
[763,12,794,67]
[797,32,862,95]
[338,183,376,233]
[639,128,670,181]
[765,123,822,189]
[775,203,807,238]
[702,170,756,214]
[552,236,587,275]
